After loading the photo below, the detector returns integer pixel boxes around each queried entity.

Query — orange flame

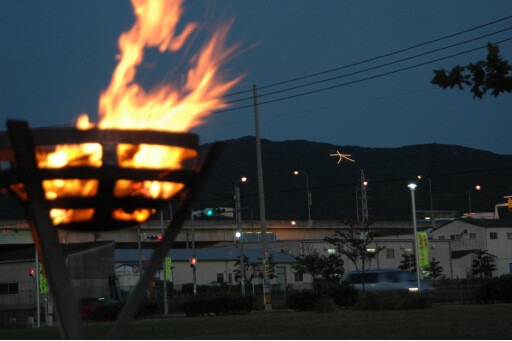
[36,0,240,225]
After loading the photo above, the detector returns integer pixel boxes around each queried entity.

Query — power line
[214,37,512,114]
[223,14,512,98]
[225,27,512,105]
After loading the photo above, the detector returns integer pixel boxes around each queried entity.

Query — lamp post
[408,182,421,291]
[468,185,481,214]
[190,210,197,296]
[235,177,247,295]
[417,175,435,228]
[293,170,312,230]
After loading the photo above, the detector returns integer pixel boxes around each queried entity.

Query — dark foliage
[324,282,359,307]
[398,253,416,273]
[286,291,320,311]
[87,299,161,321]
[180,294,255,316]
[353,292,431,310]
[471,249,497,279]
[287,283,359,311]
[432,43,512,98]
[475,274,512,303]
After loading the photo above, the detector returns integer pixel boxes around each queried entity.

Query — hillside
[198,137,512,221]
[1,138,511,221]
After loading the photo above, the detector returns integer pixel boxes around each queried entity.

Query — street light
[293,170,312,230]
[234,176,247,295]
[407,182,421,291]
[417,175,435,228]
[468,185,481,214]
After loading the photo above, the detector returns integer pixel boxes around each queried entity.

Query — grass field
[1,304,511,339]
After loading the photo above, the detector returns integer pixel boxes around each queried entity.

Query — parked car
[79,297,118,318]
[342,269,433,293]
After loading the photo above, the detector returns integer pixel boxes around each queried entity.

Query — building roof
[434,219,512,232]
[451,249,496,259]
[461,219,512,228]
[0,241,115,263]
[115,248,298,264]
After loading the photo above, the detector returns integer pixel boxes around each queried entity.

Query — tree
[471,249,497,279]
[233,255,255,285]
[233,254,277,289]
[431,43,512,98]
[426,257,444,284]
[398,252,416,273]
[324,221,384,292]
[293,250,344,284]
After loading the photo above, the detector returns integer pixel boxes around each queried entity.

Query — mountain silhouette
[1,137,511,221]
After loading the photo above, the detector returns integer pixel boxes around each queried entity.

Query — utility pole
[35,249,40,328]
[360,169,369,222]
[253,85,271,311]
[235,184,246,295]
[159,210,168,315]
[190,210,197,296]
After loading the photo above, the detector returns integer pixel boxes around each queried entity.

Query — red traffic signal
[29,268,35,278]
[190,258,197,267]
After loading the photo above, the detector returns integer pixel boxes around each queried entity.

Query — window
[385,248,395,259]
[507,232,512,240]
[450,234,460,241]
[294,272,303,282]
[228,273,233,283]
[470,233,476,240]
[0,283,18,295]
[327,248,337,255]
[490,232,498,240]
[216,273,224,283]
[438,236,445,240]
[276,266,286,285]
[366,248,376,253]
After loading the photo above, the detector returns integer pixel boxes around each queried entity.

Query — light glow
[31,0,240,225]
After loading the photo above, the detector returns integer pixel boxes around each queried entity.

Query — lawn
[1,304,511,339]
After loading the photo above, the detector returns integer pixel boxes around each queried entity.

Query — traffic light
[146,234,162,240]
[190,257,197,268]
[205,208,226,216]
[29,268,35,278]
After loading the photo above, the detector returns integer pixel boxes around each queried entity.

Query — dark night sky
[1,1,512,154]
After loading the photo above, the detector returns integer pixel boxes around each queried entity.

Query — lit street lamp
[234,176,247,295]
[417,175,435,228]
[407,182,421,291]
[293,170,312,230]
[468,185,481,214]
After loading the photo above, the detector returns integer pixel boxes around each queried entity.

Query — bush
[180,294,255,316]
[325,282,359,307]
[353,292,431,310]
[87,302,122,321]
[87,299,162,321]
[286,291,320,311]
[475,274,512,303]
[314,297,339,313]
[181,283,231,296]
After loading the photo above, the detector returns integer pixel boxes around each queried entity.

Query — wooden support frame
[3,120,225,339]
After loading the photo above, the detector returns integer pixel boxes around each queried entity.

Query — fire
[33,0,240,226]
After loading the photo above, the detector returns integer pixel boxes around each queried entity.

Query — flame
[33,0,240,225]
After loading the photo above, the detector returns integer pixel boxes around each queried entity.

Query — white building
[114,247,306,294]
[432,219,512,278]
